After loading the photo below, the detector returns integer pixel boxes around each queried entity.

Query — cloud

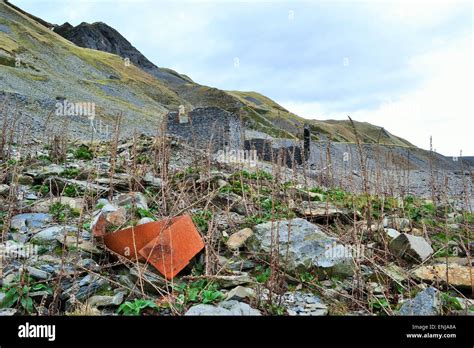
[281,34,473,155]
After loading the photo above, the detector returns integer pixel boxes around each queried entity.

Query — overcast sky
[13,0,473,155]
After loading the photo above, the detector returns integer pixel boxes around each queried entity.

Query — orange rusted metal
[139,215,205,279]
[93,214,204,279]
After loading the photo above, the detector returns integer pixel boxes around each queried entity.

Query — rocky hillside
[0,132,472,317]
[1,0,413,145]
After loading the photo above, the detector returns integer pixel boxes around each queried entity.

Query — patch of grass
[64,184,81,197]
[74,145,93,160]
[369,297,390,313]
[137,208,154,219]
[49,202,79,222]
[192,210,213,233]
[117,299,159,316]
[61,168,80,179]
[32,184,50,196]
[173,279,224,308]
[219,180,250,195]
[441,293,463,312]
[254,266,271,283]
[264,303,286,315]
[233,169,273,181]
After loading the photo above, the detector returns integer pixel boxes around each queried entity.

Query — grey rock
[185,304,232,316]
[389,233,434,262]
[212,192,247,215]
[0,308,17,316]
[214,273,253,288]
[137,217,154,225]
[77,258,100,271]
[185,300,261,316]
[251,218,354,277]
[32,225,77,243]
[10,213,52,231]
[218,255,255,272]
[226,228,253,250]
[383,217,411,232]
[385,228,401,240]
[144,172,163,188]
[96,198,111,207]
[25,193,38,200]
[55,21,190,85]
[86,292,125,308]
[116,192,148,211]
[26,266,50,280]
[284,291,328,316]
[32,197,84,213]
[225,286,255,301]
[213,212,245,230]
[129,265,166,293]
[295,201,348,221]
[25,164,65,180]
[65,277,108,301]
[398,287,441,315]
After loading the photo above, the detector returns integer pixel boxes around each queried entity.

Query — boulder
[213,273,253,288]
[185,300,261,316]
[413,263,473,289]
[389,233,433,262]
[10,213,52,232]
[25,266,50,280]
[225,286,256,302]
[251,218,354,277]
[295,201,347,221]
[25,164,65,181]
[398,287,441,315]
[129,265,167,293]
[86,292,125,308]
[226,228,253,250]
[31,225,78,243]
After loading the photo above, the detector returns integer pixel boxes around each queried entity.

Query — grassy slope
[229,91,414,146]
[0,1,185,125]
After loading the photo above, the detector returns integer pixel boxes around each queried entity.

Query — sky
[12,0,473,156]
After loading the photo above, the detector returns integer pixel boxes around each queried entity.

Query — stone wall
[166,107,243,152]
[244,138,303,168]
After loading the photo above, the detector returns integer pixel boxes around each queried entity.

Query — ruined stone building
[166,107,243,151]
